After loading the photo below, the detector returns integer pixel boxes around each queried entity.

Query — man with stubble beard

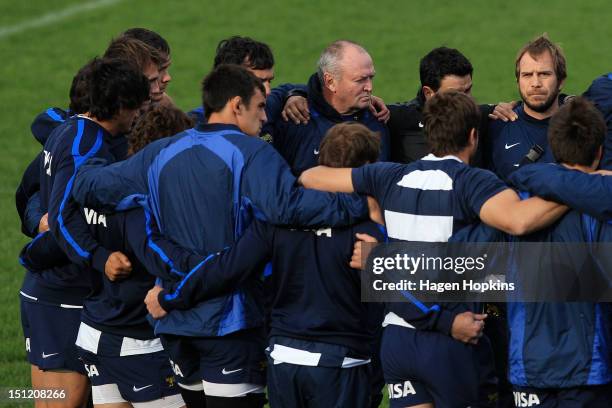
[488,34,567,182]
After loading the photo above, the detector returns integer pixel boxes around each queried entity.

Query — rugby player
[299,91,567,408]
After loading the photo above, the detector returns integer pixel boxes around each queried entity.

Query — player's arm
[509,164,612,219]
[47,133,126,274]
[266,83,308,126]
[479,189,567,235]
[148,220,273,316]
[123,208,205,281]
[298,166,354,192]
[19,231,70,272]
[72,144,154,212]
[16,155,44,237]
[243,144,368,227]
[23,192,46,237]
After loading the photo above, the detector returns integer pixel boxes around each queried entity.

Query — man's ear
[594,145,603,169]
[323,72,336,93]
[230,96,243,115]
[422,86,435,101]
[469,128,478,148]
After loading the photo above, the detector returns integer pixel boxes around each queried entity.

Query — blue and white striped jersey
[351,154,507,333]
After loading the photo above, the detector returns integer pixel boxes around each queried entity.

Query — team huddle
[15,27,612,408]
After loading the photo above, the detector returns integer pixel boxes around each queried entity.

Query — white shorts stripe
[91,383,127,405]
[120,336,164,356]
[19,291,38,301]
[269,344,321,366]
[202,381,264,398]
[75,322,102,354]
[60,303,83,309]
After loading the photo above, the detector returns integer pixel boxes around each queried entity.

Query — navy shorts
[512,384,612,408]
[381,325,497,408]
[267,358,371,408]
[159,328,267,387]
[78,348,180,403]
[20,298,85,374]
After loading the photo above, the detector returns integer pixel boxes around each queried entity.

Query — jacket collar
[307,73,370,122]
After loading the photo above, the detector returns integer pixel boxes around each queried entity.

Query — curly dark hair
[88,58,150,121]
[419,47,473,100]
[128,105,194,155]
[68,58,97,114]
[213,36,274,70]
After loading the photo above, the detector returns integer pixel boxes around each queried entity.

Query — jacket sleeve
[263,83,306,136]
[242,143,368,227]
[22,192,45,238]
[19,231,70,271]
[378,125,391,162]
[123,208,205,282]
[508,164,612,220]
[16,154,43,237]
[72,147,152,212]
[158,220,274,312]
[47,130,112,273]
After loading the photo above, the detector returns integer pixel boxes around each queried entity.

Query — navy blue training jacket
[264,74,390,176]
[70,123,368,337]
[487,104,555,182]
[452,206,612,388]
[584,73,612,169]
[20,116,127,305]
[154,219,386,356]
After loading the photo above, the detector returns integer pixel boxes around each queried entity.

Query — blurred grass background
[1,0,610,405]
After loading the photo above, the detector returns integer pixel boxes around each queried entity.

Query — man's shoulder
[388,98,423,128]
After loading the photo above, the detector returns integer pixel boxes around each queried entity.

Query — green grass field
[1,0,611,405]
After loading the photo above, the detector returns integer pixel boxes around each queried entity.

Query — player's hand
[595,169,612,176]
[105,251,132,281]
[451,311,487,344]
[145,285,167,319]
[370,96,390,123]
[38,213,49,233]
[488,101,518,122]
[350,233,379,269]
[367,196,384,225]
[282,96,310,124]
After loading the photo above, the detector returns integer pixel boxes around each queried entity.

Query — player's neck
[207,111,238,128]
[454,150,471,164]
[523,101,559,121]
[80,113,119,136]
[561,163,596,173]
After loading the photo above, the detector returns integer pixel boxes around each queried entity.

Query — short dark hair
[128,105,193,155]
[104,36,163,73]
[515,34,566,82]
[213,36,274,70]
[420,47,473,92]
[423,91,480,156]
[69,59,96,114]
[88,58,150,121]
[319,122,380,167]
[201,64,265,120]
[123,27,170,56]
[548,97,605,166]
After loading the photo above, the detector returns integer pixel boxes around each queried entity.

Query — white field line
[0,0,124,40]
